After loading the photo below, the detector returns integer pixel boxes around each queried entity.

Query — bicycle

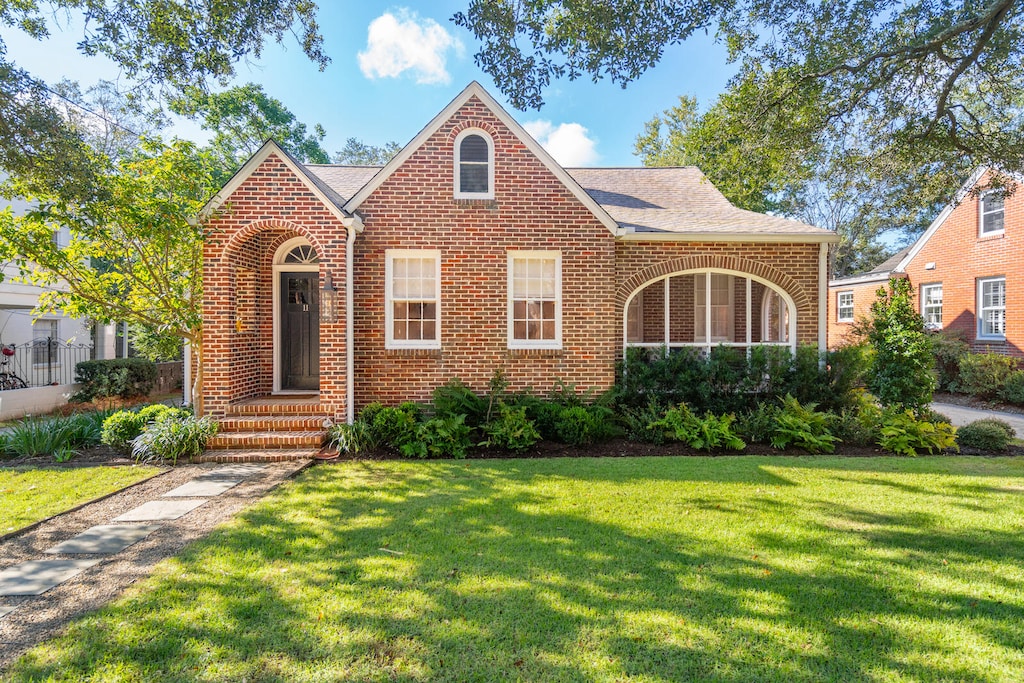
[0,345,28,390]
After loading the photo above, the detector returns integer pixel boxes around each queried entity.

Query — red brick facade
[200,93,831,420]
[829,169,1023,355]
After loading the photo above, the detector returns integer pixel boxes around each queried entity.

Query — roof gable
[341,81,622,235]
[200,139,351,225]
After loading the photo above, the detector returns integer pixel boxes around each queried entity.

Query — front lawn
[6,456,1024,682]
[0,466,160,535]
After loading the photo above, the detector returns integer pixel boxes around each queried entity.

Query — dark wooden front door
[281,272,319,390]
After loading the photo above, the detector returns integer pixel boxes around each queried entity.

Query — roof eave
[618,230,840,244]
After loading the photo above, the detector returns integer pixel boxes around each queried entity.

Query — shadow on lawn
[8,458,1024,682]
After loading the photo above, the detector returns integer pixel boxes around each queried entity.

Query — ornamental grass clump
[131,414,217,465]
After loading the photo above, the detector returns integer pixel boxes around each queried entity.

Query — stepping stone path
[0,463,269,615]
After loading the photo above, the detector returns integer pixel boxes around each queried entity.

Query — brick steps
[201,397,330,462]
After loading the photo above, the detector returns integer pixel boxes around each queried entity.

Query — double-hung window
[837,291,854,323]
[694,273,734,342]
[386,250,441,349]
[980,191,1005,236]
[978,276,1006,339]
[921,283,943,329]
[508,251,561,349]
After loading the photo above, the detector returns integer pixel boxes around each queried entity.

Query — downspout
[341,215,362,424]
[818,242,829,364]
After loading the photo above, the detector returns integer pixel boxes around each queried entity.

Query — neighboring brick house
[829,168,1020,355]
[197,82,836,454]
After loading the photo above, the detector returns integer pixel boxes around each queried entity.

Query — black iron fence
[0,338,93,389]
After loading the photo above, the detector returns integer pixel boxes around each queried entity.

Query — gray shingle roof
[566,167,830,236]
[304,164,834,238]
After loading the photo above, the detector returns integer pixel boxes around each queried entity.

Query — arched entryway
[623,268,798,357]
[273,237,320,392]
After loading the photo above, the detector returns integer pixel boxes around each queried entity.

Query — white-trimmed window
[980,191,1005,236]
[694,273,734,342]
[978,276,1006,339]
[837,291,854,323]
[508,251,561,349]
[454,129,494,199]
[762,289,790,343]
[921,283,943,330]
[32,319,59,366]
[385,250,441,349]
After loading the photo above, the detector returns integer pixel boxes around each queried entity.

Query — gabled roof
[340,81,623,236]
[829,246,912,287]
[567,167,836,242]
[200,139,352,224]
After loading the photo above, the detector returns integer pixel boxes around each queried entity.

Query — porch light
[320,272,339,323]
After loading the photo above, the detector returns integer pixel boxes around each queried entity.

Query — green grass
[0,466,159,535]
[6,456,1024,682]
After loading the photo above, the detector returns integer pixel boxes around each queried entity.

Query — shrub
[102,404,187,449]
[877,409,957,456]
[131,414,218,465]
[401,415,473,459]
[483,405,541,452]
[72,358,158,402]
[650,403,746,451]
[958,353,1017,399]
[553,405,612,446]
[770,394,839,454]
[930,329,969,392]
[621,401,668,444]
[998,371,1024,405]
[956,420,1014,452]
[432,379,487,426]
[736,402,780,445]
[360,402,420,452]
[865,278,936,412]
[826,409,875,447]
[515,395,564,440]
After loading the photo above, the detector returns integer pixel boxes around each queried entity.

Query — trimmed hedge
[73,358,158,402]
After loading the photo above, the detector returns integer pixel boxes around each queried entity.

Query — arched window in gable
[454,129,494,199]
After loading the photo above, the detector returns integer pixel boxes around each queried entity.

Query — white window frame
[32,318,59,367]
[920,282,943,330]
[694,272,735,343]
[507,251,562,350]
[761,288,790,343]
[453,128,495,200]
[836,291,854,323]
[979,190,1005,237]
[977,276,1006,340]
[385,249,442,350]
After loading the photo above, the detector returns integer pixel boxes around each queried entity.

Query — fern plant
[651,403,746,451]
[770,394,839,454]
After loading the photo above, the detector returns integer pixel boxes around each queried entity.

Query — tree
[865,278,936,413]
[0,140,219,409]
[332,138,403,166]
[0,1,327,203]
[169,84,329,176]
[455,1,1024,177]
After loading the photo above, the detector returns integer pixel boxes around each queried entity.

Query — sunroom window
[624,271,794,356]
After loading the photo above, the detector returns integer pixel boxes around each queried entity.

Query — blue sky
[2,3,738,166]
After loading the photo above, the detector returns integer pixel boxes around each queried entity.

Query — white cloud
[523,120,599,167]
[357,10,463,85]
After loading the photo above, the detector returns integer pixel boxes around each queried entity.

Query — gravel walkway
[0,460,310,670]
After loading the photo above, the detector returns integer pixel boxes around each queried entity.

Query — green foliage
[877,409,957,457]
[101,404,188,449]
[824,393,883,448]
[621,402,668,444]
[736,402,780,445]
[1,412,109,460]
[432,379,487,427]
[617,343,865,416]
[325,421,371,455]
[400,415,473,460]
[930,330,970,392]
[332,138,402,165]
[866,278,936,413]
[73,358,158,402]
[551,405,613,446]
[770,395,839,454]
[650,403,746,451]
[956,420,1014,452]
[482,405,541,453]
[129,324,183,362]
[957,353,1018,400]
[358,402,420,453]
[998,371,1024,405]
[169,83,329,176]
[131,414,218,465]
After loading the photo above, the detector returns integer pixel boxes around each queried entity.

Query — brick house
[197,83,836,455]
[829,168,1020,354]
